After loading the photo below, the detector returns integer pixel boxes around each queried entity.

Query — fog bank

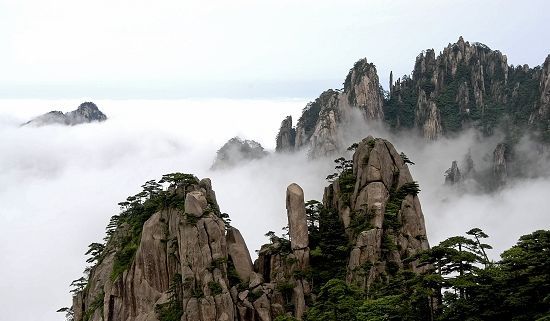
[0,99,549,321]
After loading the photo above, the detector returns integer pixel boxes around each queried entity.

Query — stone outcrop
[74,180,234,321]
[445,161,462,185]
[531,55,550,140]
[211,137,268,170]
[276,37,550,159]
[23,102,107,126]
[71,136,431,321]
[227,228,254,282]
[323,136,430,290]
[493,143,510,185]
[275,116,296,152]
[275,60,385,157]
[72,177,315,321]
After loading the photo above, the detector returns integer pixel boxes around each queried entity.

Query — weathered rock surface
[275,116,296,152]
[323,136,430,290]
[23,102,107,126]
[72,137,430,320]
[275,60,385,157]
[286,184,308,250]
[227,228,254,282]
[276,37,550,158]
[493,143,510,185]
[73,178,315,321]
[211,137,269,170]
[531,55,550,140]
[445,161,462,185]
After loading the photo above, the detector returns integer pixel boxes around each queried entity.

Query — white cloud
[1,99,549,321]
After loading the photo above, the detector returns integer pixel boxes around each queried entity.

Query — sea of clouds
[1,99,549,321]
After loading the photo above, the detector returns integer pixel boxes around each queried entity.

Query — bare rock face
[275,116,296,152]
[493,143,510,185]
[23,102,107,126]
[323,136,430,290]
[185,190,208,216]
[415,89,442,140]
[227,228,254,282]
[286,184,309,250]
[445,161,462,185]
[402,37,509,137]
[73,179,315,321]
[539,56,550,118]
[72,139,430,320]
[274,60,385,157]
[73,180,234,321]
[344,59,385,120]
[211,137,269,170]
[531,55,550,139]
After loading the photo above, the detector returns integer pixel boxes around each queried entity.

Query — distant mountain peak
[23,102,107,127]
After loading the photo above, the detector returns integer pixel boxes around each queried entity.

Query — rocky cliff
[69,136,430,321]
[276,60,385,157]
[276,37,550,156]
[23,102,107,126]
[322,137,429,290]
[211,137,268,170]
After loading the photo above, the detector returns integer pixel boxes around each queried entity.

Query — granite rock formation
[445,161,462,185]
[322,136,429,290]
[276,59,385,157]
[70,136,431,321]
[211,137,268,170]
[23,102,107,126]
[276,37,550,157]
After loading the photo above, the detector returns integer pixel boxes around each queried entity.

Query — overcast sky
[1,0,549,99]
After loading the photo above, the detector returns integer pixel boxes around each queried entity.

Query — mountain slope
[277,37,550,153]
[23,102,107,126]
[69,137,429,321]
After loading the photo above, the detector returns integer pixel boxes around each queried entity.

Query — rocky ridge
[276,37,550,156]
[276,60,385,157]
[70,136,429,321]
[23,102,107,126]
[275,37,550,189]
[211,137,268,170]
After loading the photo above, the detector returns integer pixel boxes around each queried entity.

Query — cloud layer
[1,99,549,321]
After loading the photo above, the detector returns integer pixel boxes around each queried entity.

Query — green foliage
[357,295,403,321]
[208,281,223,295]
[274,315,300,321]
[85,243,105,264]
[69,277,87,294]
[83,292,104,321]
[306,279,363,321]
[111,241,138,280]
[277,281,295,303]
[367,139,376,148]
[347,142,359,151]
[56,307,74,321]
[308,205,350,293]
[247,289,263,302]
[400,152,415,165]
[383,76,417,129]
[184,214,199,225]
[155,274,183,321]
[348,208,373,236]
[107,173,201,281]
[384,181,420,230]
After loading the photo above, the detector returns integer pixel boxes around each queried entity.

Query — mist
[1,99,549,321]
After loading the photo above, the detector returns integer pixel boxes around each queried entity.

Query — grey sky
[1,0,549,99]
